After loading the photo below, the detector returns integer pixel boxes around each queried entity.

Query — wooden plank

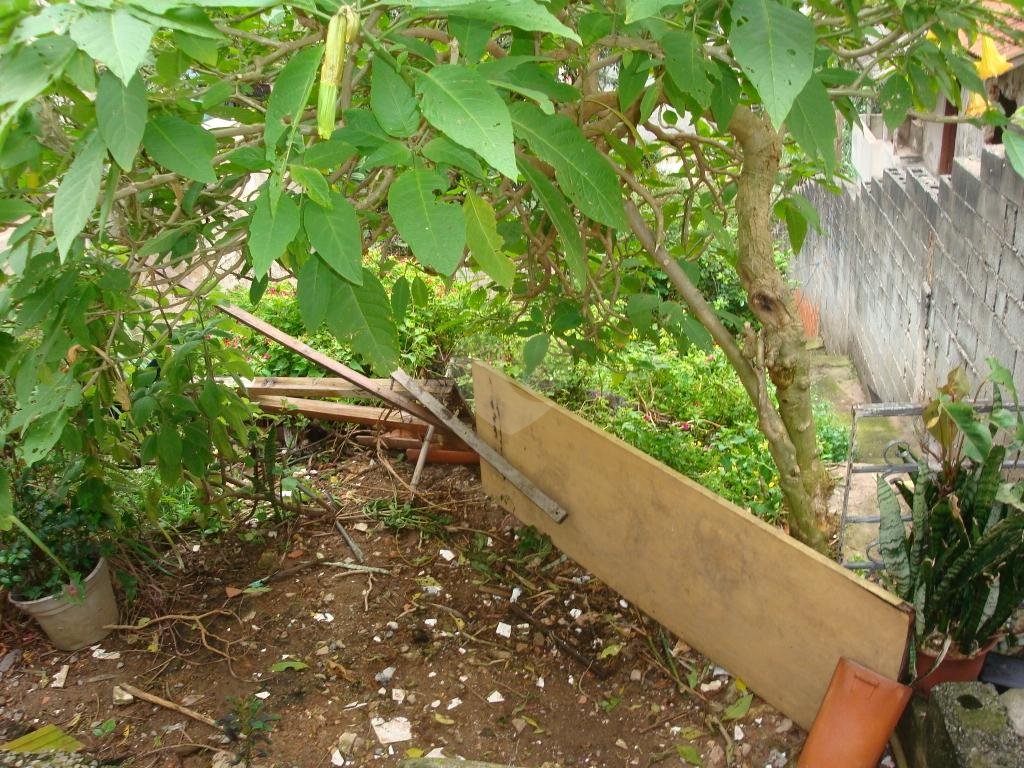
[392,369,568,523]
[253,395,429,434]
[240,376,455,400]
[472,362,912,730]
[216,304,444,429]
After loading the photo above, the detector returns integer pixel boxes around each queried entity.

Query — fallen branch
[117,683,219,729]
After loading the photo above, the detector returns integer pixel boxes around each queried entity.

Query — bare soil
[0,453,803,768]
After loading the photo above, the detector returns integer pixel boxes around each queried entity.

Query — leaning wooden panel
[473,362,911,730]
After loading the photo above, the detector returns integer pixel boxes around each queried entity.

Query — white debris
[314,612,335,623]
[391,688,406,704]
[254,691,270,700]
[700,680,723,693]
[569,608,583,620]
[423,585,443,597]
[486,690,505,704]
[510,587,523,603]
[112,686,134,705]
[536,677,545,689]
[713,666,730,678]
[733,724,744,741]
[375,666,396,684]
[425,748,446,758]
[430,699,441,709]
[495,622,512,638]
[330,749,345,766]
[447,697,462,710]
[619,599,629,608]
[423,618,437,628]
[91,648,121,661]
[371,716,412,745]
[50,665,69,689]
[438,549,456,562]
[353,523,369,532]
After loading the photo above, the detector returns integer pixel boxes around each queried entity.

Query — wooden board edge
[471,361,911,613]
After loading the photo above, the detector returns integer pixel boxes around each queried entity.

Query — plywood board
[473,362,912,730]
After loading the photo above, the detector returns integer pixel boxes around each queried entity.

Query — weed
[218,696,278,767]
[363,498,452,537]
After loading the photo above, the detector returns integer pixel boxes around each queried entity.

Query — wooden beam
[472,362,912,730]
[392,368,568,523]
[252,395,429,434]
[239,376,455,400]
[216,304,443,429]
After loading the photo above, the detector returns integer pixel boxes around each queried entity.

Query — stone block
[953,158,983,212]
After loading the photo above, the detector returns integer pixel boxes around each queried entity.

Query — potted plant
[878,362,1024,692]
[0,462,119,651]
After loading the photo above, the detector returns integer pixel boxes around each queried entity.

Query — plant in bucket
[877,361,1024,693]
[0,460,120,651]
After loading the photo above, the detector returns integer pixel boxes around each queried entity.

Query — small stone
[375,666,396,684]
[50,665,69,689]
[512,718,528,734]
[707,743,726,767]
[112,686,134,706]
[316,645,331,656]
[615,738,628,750]
[486,690,505,704]
[336,732,358,755]
[629,669,642,682]
[775,717,794,734]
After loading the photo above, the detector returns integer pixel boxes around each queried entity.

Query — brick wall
[792,144,1024,402]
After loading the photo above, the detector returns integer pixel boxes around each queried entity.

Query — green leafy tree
[2,0,1021,552]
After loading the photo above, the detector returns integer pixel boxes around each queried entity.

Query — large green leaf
[248,187,300,279]
[449,16,491,63]
[729,0,814,128]
[69,9,153,84]
[297,255,335,331]
[878,476,912,600]
[422,136,485,178]
[0,35,76,121]
[518,160,585,289]
[143,115,217,184]
[785,75,836,173]
[1004,131,1024,179]
[53,132,105,261]
[417,65,517,179]
[625,0,683,23]
[325,269,400,374]
[394,0,579,42]
[511,103,626,230]
[96,71,147,170]
[661,30,714,109]
[264,44,324,155]
[304,191,363,285]
[289,164,332,208]
[463,192,514,288]
[880,75,913,131]
[371,59,420,138]
[387,169,465,275]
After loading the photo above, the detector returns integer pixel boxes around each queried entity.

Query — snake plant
[878,360,1024,658]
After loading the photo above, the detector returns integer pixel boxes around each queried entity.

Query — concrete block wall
[792,145,1024,402]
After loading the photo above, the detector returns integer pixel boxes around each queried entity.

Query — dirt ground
[0,451,804,768]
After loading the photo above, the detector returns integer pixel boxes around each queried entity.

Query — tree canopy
[2,0,1022,550]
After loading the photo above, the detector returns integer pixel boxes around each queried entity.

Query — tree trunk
[624,200,829,554]
[728,107,832,547]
